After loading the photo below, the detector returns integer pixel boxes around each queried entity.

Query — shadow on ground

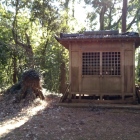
[1,93,140,140]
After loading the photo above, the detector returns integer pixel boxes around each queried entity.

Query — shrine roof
[55,30,140,49]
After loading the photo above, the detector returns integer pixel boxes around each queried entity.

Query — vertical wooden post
[79,43,82,100]
[121,42,125,100]
[68,43,72,100]
[99,42,102,100]
[133,43,136,101]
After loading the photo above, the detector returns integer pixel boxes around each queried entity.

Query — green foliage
[83,0,140,31]
[0,0,140,92]
[0,0,71,92]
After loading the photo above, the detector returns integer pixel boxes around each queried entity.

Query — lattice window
[102,52,121,75]
[82,52,100,75]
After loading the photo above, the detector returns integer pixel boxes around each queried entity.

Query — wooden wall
[70,43,80,92]
[69,41,135,98]
[123,42,135,96]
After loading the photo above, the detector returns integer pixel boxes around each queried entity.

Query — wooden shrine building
[55,30,140,103]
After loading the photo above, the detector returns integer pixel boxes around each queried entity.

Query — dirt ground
[0,92,140,140]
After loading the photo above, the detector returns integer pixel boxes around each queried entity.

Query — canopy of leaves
[83,0,140,31]
[0,0,140,91]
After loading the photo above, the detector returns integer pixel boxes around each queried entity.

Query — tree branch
[109,15,122,29]
[12,0,34,68]
[126,9,140,31]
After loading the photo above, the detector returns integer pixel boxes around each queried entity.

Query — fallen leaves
[0,91,140,140]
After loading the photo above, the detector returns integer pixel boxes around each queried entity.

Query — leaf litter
[0,91,140,140]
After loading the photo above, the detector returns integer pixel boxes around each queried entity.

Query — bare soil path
[0,93,140,140]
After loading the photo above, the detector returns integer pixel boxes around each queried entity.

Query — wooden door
[81,52,100,94]
[81,51,122,94]
[101,52,122,94]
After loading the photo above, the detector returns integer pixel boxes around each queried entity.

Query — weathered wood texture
[124,50,133,93]
[56,30,140,103]
[68,41,135,102]
[71,51,79,92]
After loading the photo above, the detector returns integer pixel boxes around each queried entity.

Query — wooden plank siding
[124,42,134,94]
[71,51,79,92]
[70,41,135,97]
[68,41,136,102]
[56,31,140,103]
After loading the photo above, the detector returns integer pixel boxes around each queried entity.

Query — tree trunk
[12,0,34,69]
[59,61,66,94]
[12,51,17,84]
[72,0,75,17]
[122,0,127,32]
[100,6,107,30]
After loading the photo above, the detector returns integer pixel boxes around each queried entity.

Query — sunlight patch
[0,100,48,138]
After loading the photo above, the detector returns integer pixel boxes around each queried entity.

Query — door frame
[81,50,122,95]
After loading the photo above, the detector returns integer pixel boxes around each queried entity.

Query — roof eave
[55,36,140,49]
[55,35,69,49]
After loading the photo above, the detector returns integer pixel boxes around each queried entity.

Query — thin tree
[122,0,128,32]
[12,0,34,69]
